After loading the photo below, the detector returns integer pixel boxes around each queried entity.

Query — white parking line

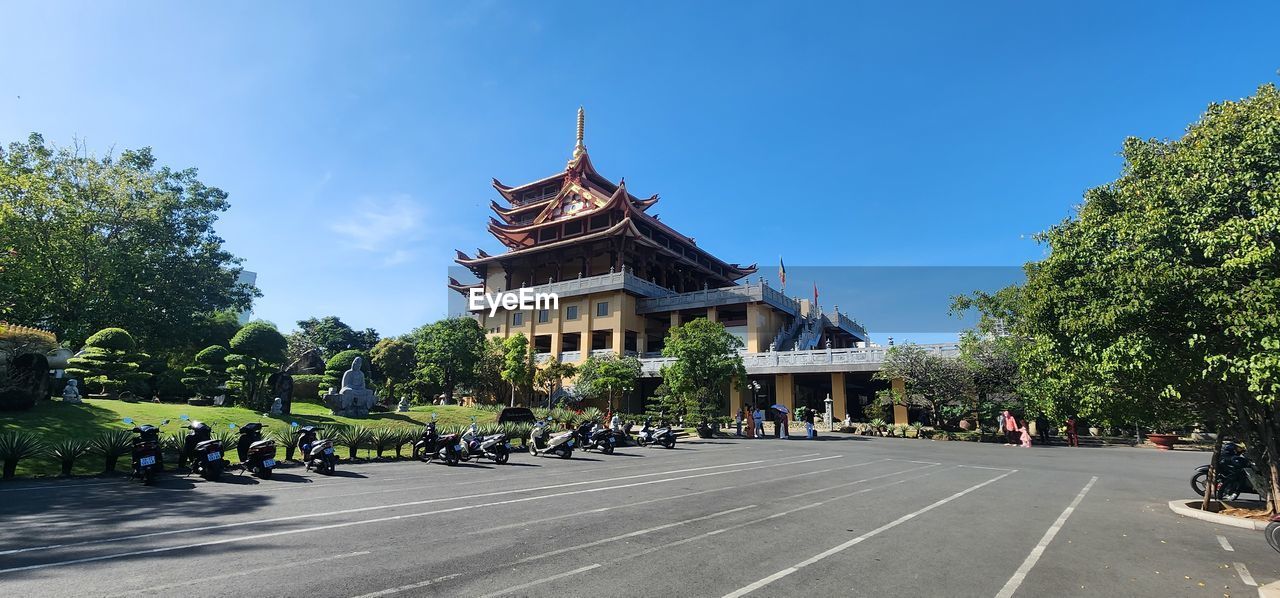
[1217,535,1234,552]
[722,470,1016,598]
[1234,562,1257,586]
[513,504,756,565]
[350,573,462,598]
[105,550,373,597]
[476,564,601,598]
[0,455,840,574]
[0,454,813,557]
[993,476,1097,598]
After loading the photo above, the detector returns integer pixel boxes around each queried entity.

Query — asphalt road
[0,434,1275,597]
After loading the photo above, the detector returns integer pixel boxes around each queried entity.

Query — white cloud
[330,194,428,264]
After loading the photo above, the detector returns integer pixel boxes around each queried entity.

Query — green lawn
[0,398,496,478]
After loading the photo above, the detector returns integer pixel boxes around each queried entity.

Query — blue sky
[3,1,1278,343]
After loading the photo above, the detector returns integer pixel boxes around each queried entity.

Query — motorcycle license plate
[207,451,221,462]
[608,437,615,444]
[505,442,512,449]
[323,447,334,455]
[455,443,464,451]
[262,459,276,468]
[139,456,156,467]
[567,439,575,447]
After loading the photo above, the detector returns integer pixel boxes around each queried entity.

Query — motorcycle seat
[249,439,274,450]
[195,440,221,451]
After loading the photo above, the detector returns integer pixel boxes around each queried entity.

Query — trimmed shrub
[181,345,230,399]
[66,328,150,396]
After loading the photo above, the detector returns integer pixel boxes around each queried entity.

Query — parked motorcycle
[413,421,464,465]
[299,425,338,475]
[123,417,168,485]
[636,419,676,449]
[529,420,575,459]
[1267,514,1280,554]
[576,421,616,454]
[460,423,512,464]
[179,414,227,481]
[1190,442,1258,500]
[233,421,277,479]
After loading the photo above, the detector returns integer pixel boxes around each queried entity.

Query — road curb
[1166,499,1268,530]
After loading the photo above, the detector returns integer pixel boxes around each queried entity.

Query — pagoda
[452,108,756,295]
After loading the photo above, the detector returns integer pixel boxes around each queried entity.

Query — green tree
[659,318,745,424]
[370,338,416,401]
[226,321,287,409]
[575,354,641,411]
[413,317,485,404]
[874,344,974,428]
[535,361,578,409]
[981,83,1280,510]
[180,345,230,399]
[64,328,150,396]
[470,337,509,404]
[294,316,380,358]
[0,134,257,349]
[500,333,534,406]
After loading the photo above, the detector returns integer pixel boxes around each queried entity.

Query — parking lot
[0,435,1274,597]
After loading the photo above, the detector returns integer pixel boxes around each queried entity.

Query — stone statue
[268,372,294,415]
[270,397,283,415]
[323,357,378,417]
[62,379,82,403]
[397,396,411,412]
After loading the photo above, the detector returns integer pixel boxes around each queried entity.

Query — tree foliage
[413,317,485,404]
[575,354,640,408]
[658,318,745,423]
[226,321,286,409]
[370,338,416,401]
[874,344,974,427]
[64,327,150,395]
[180,345,230,399]
[0,134,257,349]
[500,333,534,406]
[535,360,578,409]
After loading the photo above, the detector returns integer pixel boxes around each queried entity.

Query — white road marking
[465,458,885,536]
[993,476,1097,598]
[1217,535,1234,552]
[105,550,373,597]
[0,480,117,493]
[513,504,756,565]
[782,462,937,500]
[722,470,1016,598]
[475,564,601,598]
[0,454,814,557]
[1234,562,1257,586]
[349,573,462,598]
[0,455,840,574]
[956,464,1018,471]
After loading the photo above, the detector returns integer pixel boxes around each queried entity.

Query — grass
[0,399,497,478]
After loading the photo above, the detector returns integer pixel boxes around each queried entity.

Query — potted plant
[1146,431,1179,450]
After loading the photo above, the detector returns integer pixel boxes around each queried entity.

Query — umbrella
[770,404,790,415]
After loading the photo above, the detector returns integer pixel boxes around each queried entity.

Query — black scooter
[1191,443,1258,501]
[636,419,676,449]
[123,417,168,485]
[577,422,616,454]
[179,415,227,480]
[234,421,277,479]
[413,421,464,465]
[299,425,338,475]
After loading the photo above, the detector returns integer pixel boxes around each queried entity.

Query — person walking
[735,407,744,437]
[1019,424,1032,448]
[996,411,1007,444]
[1066,415,1079,447]
[780,410,790,439]
[803,406,816,439]
[1003,410,1019,446]
[753,406,765,438]
[1035,414,1049,445]
[744,406,756,439]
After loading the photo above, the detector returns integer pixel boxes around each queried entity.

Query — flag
[813,281,819,308]
[778,256,786,288]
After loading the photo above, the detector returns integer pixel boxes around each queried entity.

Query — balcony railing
[638,343,961,376]
[635,280,800,315]
[558,351,582,363]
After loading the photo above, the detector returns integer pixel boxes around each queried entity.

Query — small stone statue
[62,379,82,403]
[397,396,411,412]
[270,397,283,415]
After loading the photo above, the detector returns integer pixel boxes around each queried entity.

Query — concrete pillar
[775,373,794,411]
[728,382,745,419]
[706,306,718,323]
[891,377,909,425]
[830,372,847,421]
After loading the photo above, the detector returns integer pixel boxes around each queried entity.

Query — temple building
[452,109,954,423]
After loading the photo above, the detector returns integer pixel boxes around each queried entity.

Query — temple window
[512,312,524,326]
[566,305,579,320]
[538,309,550,323]
[596,301,610,317]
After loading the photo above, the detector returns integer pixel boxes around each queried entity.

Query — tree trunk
[3,460,15,479]
[61,460,74,476]
[1201,420,1225,511]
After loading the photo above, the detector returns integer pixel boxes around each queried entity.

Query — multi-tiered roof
[452,109,756,291]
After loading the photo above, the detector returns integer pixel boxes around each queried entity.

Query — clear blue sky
[3,1,1278,342]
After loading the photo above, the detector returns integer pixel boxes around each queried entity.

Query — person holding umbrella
[771,404,790,439]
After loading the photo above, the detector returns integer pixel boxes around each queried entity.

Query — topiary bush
[181,345,230,400]
[65,327,150,396]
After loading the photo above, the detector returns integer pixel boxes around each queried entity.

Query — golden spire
[572,106,586,159]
